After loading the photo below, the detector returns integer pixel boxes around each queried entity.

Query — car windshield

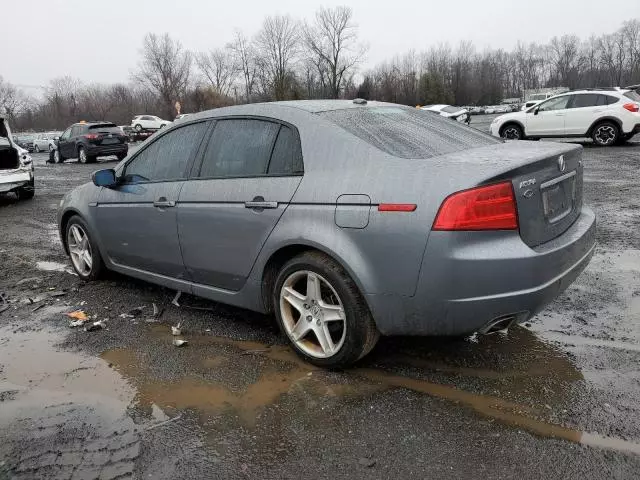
[18,136,34,141]
[88,125,121,133]
[441,106,462,113]
[321,106,500,159]
[624,90,640,102]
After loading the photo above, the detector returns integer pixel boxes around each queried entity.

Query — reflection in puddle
[100,324,640,456]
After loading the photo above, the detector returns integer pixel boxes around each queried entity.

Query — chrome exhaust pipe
[478,315,516,335]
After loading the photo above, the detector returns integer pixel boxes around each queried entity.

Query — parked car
[175,114,191,121]
[484,106,498,114]
[490,88,640,145]
[51,121,128,164]
[521,101,542,111]
[14,135,35,152]
[1,116,34,200]
[58,100,596,367]
[420,105,470,124]
[31,132,59,153]
[470,106,485,115]
[131,115,172,131]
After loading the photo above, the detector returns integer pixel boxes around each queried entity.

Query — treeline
[2,9,640,132]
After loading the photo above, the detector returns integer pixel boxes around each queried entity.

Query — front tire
[65,215,104,281]
[54,149,64,164]
[500,123,524,140]
[592,121,620,146]
[273,251,379,368]
[34,144,40,153]
[134,124,142,132]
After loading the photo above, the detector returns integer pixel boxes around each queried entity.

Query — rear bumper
[368,206,596,336]
[0,169,33,193]
[86,144,128,156]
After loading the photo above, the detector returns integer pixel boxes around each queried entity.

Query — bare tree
[0,76,27,119]
[255,15,300,100]
[196,48,238,96]
[303,6,366,98]
[229,30,257,103]
[134,33,191,118]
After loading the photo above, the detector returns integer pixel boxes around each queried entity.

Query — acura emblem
[558,155,566,172]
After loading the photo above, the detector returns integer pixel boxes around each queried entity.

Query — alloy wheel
[279,270,347,359]
[79,148,87,163]
[54,150,60,163]
[502,126,521,140]
[595,125,616,146]
[67,224,92,276]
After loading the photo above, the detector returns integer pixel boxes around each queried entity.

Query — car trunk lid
[87,125,126,146]
[427,141,584,247]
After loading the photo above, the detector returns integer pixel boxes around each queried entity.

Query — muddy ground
[1,129,639,479]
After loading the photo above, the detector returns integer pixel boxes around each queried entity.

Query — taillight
[432,182,518,231]
[85,134,98,140]
[623,103,640,113]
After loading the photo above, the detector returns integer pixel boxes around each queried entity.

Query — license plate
[541,173,576,223]
[102,138,118,145]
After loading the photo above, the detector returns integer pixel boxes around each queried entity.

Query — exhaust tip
[479,315,517,335]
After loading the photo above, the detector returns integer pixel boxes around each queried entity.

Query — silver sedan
[57,100,596,367]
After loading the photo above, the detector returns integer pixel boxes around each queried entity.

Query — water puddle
[97,323,640,456]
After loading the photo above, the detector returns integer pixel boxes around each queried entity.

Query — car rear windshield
[624,90,640,102]
[320,106,500,159]
[88,124,121,133]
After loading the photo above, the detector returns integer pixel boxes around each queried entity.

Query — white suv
[490,88,640,146]
[131,115,172,131]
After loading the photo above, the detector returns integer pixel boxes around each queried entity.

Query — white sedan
[420,105,470,124]
[131,115,172,131]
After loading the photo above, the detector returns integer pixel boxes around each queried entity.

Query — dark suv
[51,122,128,164]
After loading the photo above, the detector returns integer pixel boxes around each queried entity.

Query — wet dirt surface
[1,142,639,479]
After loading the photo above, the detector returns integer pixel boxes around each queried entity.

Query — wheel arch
[258,241,371,315]
[586,117,622,137]
[59,208,83,254]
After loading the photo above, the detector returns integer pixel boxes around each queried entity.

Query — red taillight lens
[623,103,640,113]
[432,182,518,231]
[378,203,417,212]
[85,134,98,139]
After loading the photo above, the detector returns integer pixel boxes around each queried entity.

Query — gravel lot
[1,127,639,479]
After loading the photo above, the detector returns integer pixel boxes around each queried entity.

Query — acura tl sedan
[57,100,596,367]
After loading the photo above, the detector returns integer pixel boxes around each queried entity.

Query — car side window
[122,122,208,184]
[268,125,304,175]
[601,95,619,105]
[538,95,571,112]
[142,116,154,121]
[60,128,71,140]
[570,94,599,108]
[198,119,280,178]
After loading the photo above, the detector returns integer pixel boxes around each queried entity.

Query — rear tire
[116,152,127,161]
[273,251,379,368]
[591,121,620,147]
[65,215,104,281]
[500,123,524,140]
[34,144,40,153]
[134,124,142,132]
[17,179,35,200]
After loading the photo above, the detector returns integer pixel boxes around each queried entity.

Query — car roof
[71,121,116,126]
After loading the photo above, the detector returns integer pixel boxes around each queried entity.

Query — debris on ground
[66,310,88,321]
[171,291,182,307]
[172,338,188,347]
[32,304,46,312]
[0,293,9,314]
[48,290,67,297]
[145,303,164,323]
[171,323,182,336]
[84,320,106,332]
[128,306,144,317]
[241,349,269,356]
[359,457,376,468]
[16,277,42,287]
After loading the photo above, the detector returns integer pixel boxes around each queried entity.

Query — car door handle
[153,198,175,208]
[244,201,278,209]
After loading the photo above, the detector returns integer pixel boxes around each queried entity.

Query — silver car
[57,100,596,367]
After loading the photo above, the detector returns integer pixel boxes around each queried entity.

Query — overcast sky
[4,0,637,92]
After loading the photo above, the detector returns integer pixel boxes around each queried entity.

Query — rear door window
[321,106,500,159]
[198,119,280,178]
[123,122,208,183]
[570,94,599,108]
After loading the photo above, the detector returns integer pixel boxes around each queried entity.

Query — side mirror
[533,107,540,115]
[92,169,117,188]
